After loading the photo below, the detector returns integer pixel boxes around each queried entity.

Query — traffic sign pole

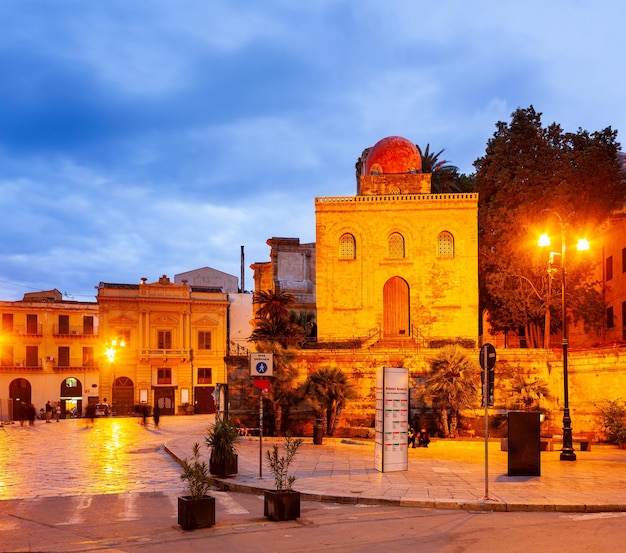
[480,343,496,501]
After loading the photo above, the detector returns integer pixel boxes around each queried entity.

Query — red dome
[364,136,422,175]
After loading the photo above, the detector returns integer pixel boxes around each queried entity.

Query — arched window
[390,186,401,195]
[437,231,454,258]
[388,233,405,258]
[339,233,356,259]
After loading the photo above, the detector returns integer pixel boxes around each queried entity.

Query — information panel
[374,367,409,472]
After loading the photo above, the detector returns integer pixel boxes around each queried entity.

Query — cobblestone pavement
[0,414,215,500]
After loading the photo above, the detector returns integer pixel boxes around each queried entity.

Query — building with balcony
[0,289,100,419]
[96,275,230,416]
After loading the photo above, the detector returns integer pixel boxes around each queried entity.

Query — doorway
[195,386,216,414]
[383,276,410,337]
[154,387,175,416]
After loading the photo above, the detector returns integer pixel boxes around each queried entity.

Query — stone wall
[227,346,626,439]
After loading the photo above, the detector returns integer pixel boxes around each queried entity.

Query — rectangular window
[58,315,70,335]
[1,346,13,367]
[158,330,172,350]
[26,314,38,334]
[58,346,70,367]
[83,316,94,335]
[607,306,614,329]
[25,346,39,367]
[198,331,212,350]
[83,347,94,367]
[157,368,172,384]
[606,256,613,281]
[2,313,13,333]
[198,368,212,384]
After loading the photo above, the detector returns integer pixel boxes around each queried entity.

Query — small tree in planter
[178,442,216,530]
[205,418,239,477]
[264,435,304,521]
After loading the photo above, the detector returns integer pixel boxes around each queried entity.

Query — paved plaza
[2,413,626,512]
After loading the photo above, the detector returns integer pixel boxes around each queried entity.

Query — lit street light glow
[538,211,590,462]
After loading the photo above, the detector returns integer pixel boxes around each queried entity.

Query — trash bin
[313,419,324,445]
[507,411,541,476]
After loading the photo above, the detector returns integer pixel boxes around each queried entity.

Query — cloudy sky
[1,1,625,301]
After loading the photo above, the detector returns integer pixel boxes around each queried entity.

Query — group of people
[408,426,430,448]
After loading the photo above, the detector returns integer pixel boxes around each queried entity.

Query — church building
[306,136,479,346]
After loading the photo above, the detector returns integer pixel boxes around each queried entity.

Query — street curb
[163,441,626,514]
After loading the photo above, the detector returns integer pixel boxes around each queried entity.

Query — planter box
[178,495,216,530]
[210,454,238,477]
[264,490,301,521]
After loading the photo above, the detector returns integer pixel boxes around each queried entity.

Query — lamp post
[538,212,589,462]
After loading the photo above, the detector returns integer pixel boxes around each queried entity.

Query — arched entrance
[154,387,175,416]
[9,378,31,421]
[60,377,83,417]
[112,377,135,416]
[383,276,410,337]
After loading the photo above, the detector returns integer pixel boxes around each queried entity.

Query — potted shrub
[178,442,216,530]
[264,435,304,521]
[205,417,239,477]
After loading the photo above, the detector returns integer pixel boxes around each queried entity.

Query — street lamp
[538,212,589,462]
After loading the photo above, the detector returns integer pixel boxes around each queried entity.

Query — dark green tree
[425,345,480,438]
[250,290,303,434]
[417,143,461,193]
[300,368,355,436]
[474,106,624,346]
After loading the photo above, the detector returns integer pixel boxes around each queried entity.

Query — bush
[597,399,626,445]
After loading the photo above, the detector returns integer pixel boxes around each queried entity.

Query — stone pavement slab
[165,431,626,513]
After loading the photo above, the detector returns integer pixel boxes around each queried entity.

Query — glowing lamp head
[538,234,551,247]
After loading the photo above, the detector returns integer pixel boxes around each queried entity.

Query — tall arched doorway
[112,377,135,416]
[60,376,83,417]
[9,378,31,421]
[383,276,410,337]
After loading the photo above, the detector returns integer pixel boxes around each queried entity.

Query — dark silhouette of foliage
[474,106,623,346]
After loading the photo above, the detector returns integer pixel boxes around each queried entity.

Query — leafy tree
[251,290,304,347]
[417,143,461,193]
[425,345,480,438]
[474,106,624,346]
[300,368,355,436]
[251,290,303,434]
[509,374,551,411]
[254,290,296,320]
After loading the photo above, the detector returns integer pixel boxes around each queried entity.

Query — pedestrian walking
[153,404,161,428]
[142,405,149,426]
[55,402,61,422]
[45,401,52,423]
[18,401,26,426]
[28,403,36,426]
[85,403,96,426]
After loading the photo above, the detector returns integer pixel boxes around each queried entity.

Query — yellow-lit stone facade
[315,136,479,345]
[0,289,100,419]
[97,276,229,416]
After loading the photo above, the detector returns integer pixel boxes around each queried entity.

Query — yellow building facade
[315,136,479,345]
[97,275,230,416]
[0,289,100,419]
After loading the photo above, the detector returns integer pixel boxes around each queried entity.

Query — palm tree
[253,290,296,320]
[417,143,460,193]
[426,345,480,438]
[253,341,300,436]
[510,374,551,411]
[301,368,355,436]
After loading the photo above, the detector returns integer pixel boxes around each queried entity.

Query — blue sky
[1,1,625,301]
